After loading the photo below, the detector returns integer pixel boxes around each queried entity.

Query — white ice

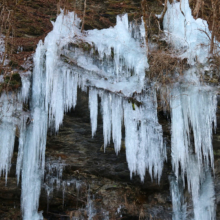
[170,73,217,179]
[61,12,148,97]
[0,77,30,183]
[163,0,217,65]
[0,7,217,220]
[86,14,148,80]
[89,88,98,137]
[169,70,217,220]
[12,10,153,220]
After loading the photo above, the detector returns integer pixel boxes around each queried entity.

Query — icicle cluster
[88,89,166,182]
[62,13,148,96]
[7,10,161,220]
[161,0,218,218]
[0,93,23,182]
[171,84,216,177]
[169,71,217,220]
[86,14,148,80]
[31,10,163,185]
[0,72,30,183]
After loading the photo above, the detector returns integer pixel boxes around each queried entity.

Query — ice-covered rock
[163,0,217,65]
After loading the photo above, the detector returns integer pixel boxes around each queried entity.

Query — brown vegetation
[148,49,187,84]
[0,0,220,88]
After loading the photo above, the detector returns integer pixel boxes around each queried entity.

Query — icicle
[87,193,96,220]
[101,92,112,150]
[0,91,25,183]
[193,170,216,220]
[89,88,98,137]
[16,117,27,184]
[21,73,31,103]
[170,87,189,180]
[64,70,78,112]
[21,108,47,220]
[0,122,16,182]
[123,100,139,179]
[111,94,123,154]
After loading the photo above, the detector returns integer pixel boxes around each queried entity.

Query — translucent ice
[169,71,217,220]
[163,0,217,65]
[86,14,148,80]
[89,88,98,138]
[170,79,217,179]
[2,8,218,220]
[169,175,187,220]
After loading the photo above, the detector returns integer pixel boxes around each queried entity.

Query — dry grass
[148,48,187,84]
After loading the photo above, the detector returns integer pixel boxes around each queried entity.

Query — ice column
[171,84,217,178]
[89,88,98,137]
[19,40,47,220]
[170,81,217,220]
[101,92,112,150]
[111,94,123,155]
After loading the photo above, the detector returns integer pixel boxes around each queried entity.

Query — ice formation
[0,6,218,220]
[18,42,48,219]
[162,1,218,218]
[91,89,165,181]
[33,9,164,184]
[123,92,165,181]
[163,0,216,65]
[5,10,163,219]
[61,12,148,96]
[170,83,217,179]
[0,93,21,182]
[89,88,98,137]
[86,13,148,80]
[169,70,217,219]
[0,74,30,183]
[111,94,123,155]
[169,175,187,220]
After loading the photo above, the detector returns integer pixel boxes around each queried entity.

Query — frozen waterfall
[0,3,218,220]
[169,71,217,220]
